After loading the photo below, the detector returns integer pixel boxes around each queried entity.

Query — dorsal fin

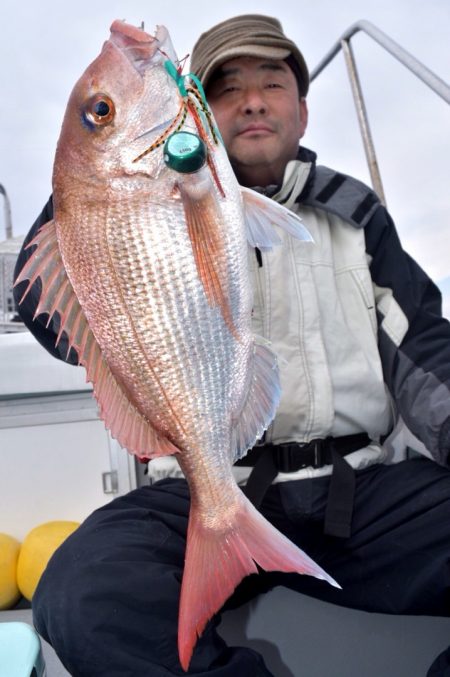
[14,219,179,460]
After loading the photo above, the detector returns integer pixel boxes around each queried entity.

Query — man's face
[206,56,308,187]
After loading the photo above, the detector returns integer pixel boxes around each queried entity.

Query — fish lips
[109,21,177,76]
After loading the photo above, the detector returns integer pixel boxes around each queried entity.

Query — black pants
[33,458,450,676]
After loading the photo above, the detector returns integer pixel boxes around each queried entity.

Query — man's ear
[299,98,308,139]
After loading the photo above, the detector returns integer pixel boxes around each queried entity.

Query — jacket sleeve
[13,196,79,365]
[365,205,450,466]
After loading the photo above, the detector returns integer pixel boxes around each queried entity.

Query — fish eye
[83,94,115,127]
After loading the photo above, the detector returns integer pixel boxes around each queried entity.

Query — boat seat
[218,587,450,676]
[3,589,450,676]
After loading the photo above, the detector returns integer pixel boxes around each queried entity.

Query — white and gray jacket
[236,147,450,484]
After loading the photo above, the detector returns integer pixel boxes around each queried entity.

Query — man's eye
[266,82,282,89]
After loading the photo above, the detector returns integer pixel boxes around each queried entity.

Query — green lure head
[163,131,207,173]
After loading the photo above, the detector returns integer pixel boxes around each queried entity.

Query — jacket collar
[249,147,317,208]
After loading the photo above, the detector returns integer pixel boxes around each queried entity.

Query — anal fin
[231,340,281,461]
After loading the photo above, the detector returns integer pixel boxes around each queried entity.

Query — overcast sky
[1,0,449,312]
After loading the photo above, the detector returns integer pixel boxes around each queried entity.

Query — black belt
[236,433,370,539]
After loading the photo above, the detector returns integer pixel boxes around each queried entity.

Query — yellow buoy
[16,521,80,601]
[0,533,21,609]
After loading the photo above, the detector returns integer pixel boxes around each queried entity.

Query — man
[14,14,450,677]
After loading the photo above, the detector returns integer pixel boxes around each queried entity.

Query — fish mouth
[109,20,178,76]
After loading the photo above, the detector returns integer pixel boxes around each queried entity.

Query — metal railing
[0,184,12,240]
[0,184,22,332]
[309,20,450,205]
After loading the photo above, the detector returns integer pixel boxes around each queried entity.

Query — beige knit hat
[190,14,309,96]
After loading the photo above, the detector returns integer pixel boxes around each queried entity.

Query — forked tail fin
[178,492,339,671]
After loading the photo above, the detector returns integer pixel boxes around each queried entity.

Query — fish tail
[178,493,339,671]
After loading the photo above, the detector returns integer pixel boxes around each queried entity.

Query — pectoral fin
[14,220,179,460]
[241,186,313,248]
[178,182,238,338]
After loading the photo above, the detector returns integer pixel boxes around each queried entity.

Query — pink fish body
[16,21,338,670]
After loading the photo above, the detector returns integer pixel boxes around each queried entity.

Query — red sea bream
[16,20,338,670]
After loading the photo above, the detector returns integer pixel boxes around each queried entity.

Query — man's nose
[241,89,268,115]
